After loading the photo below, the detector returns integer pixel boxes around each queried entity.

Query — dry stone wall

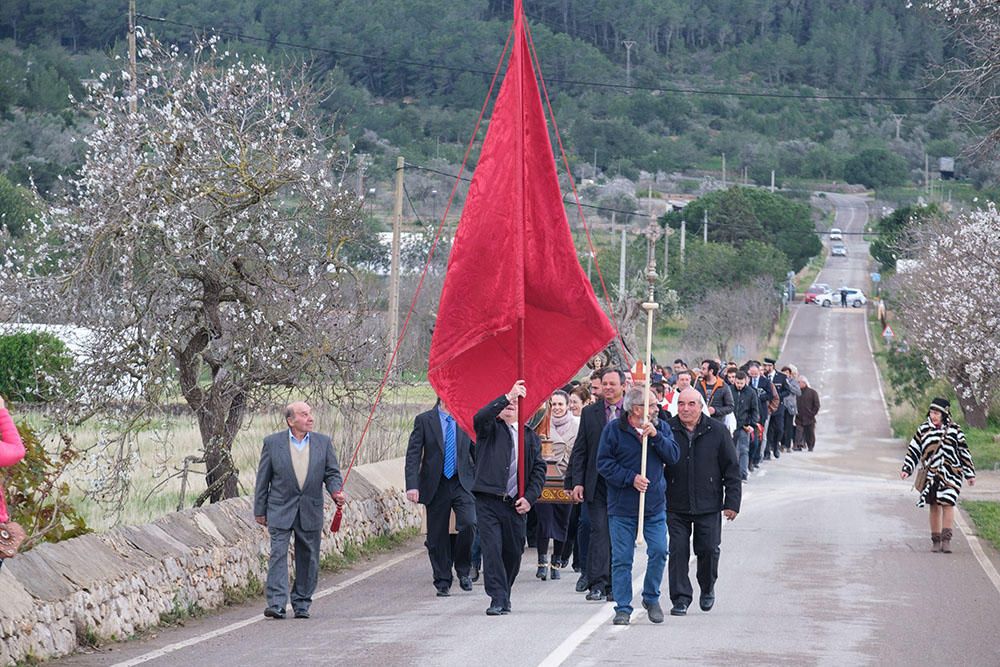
[0,457,419,666]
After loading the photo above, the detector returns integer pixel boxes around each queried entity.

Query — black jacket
[472,395,547,505]
[568,398,617,499]
[731,384,760,430]
[404,406,475,504]
[664,414,742,515]
[770,371,791,415]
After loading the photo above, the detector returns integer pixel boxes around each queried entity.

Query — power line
[136,14,941,103]
[406,163,866,238]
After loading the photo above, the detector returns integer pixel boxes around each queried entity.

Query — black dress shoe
[293,610,310,619]
[486,605,503,616]
[264,607,286,619]
[586,588,606,602]
[500,604,511,615]
[575,575,590,593]
[436,586,451,597]
[471,566,480,582]
[670,601,688,616]
[642,600,664,624]
[459,576,472,591]
[700,591,715,612]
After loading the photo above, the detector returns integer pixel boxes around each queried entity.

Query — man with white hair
[794,375,821,451]
[664,388,741,617]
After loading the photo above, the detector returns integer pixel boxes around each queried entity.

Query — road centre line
[111,548,423,667]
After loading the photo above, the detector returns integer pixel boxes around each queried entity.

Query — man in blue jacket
[598,386,680,626]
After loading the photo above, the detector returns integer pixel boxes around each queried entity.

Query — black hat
[928,397,951,416]
[763,357,776,365]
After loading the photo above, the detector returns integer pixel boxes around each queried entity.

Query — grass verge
[320,526,421,573]
[963,501,1000,553]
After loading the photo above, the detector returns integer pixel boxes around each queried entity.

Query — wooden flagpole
[636,251,659,545]
[515,0,526,497]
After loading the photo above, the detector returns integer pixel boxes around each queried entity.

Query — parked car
[817,287,867,308]
[804,284,833,303]
[831,243,847,256]
[829,227,843,241]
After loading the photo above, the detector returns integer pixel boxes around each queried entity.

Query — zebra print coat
[901,418,976,507]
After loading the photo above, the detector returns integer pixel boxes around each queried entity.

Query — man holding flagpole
[598,386,679,625]
[472,380,547,616]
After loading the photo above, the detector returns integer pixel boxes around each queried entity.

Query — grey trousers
[267,513,321,613]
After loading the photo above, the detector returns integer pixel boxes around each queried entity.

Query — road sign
[882,325,894,339]
[871,272,881,283]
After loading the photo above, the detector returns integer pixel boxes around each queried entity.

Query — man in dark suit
[763,357,788,460]
[569,367,625,602]
[746,361,774,471]
[254,402,345,620]
[405,399,476,597]
[472,379,547,616]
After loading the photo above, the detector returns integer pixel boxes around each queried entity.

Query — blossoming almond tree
[6,35,377,506]
[919,0,1000,156]
[893,204,1000,427]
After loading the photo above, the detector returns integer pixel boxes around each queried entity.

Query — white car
[829,227,843,241]
[817,287,866,308]
[831,243,847,256]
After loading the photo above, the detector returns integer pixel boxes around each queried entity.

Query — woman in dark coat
[900,398,976,553]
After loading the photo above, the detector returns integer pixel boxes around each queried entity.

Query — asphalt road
[55,194,1000,667]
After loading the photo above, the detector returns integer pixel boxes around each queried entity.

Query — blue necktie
[443,416,457,479]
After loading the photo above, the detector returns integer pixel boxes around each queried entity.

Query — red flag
[427,3,616,441]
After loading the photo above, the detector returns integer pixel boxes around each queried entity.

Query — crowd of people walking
[403,354,825,623]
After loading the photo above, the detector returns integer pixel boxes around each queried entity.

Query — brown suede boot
[940,528,953,553]
[931,532,942,552]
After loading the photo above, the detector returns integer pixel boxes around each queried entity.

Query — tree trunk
[954,389,988,429]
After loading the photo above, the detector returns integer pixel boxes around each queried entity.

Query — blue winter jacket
[597,412,680,517]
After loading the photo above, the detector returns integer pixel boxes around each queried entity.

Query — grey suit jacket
[253,430,344,532]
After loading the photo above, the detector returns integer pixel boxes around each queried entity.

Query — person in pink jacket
[0,396,26,570]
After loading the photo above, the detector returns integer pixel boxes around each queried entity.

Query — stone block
[4,548,76,600]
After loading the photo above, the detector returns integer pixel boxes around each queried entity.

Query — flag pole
[514,0,526,498]
[636,250,659,546]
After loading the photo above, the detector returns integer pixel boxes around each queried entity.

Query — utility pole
[924,152,930,194]
[388,156,405,368]
[593,148,598,179]
[128,0,137,114]
[680,218,686,266]
[610,210,616,234]
[623,40,636,89]
[619,227,627,303]
[891,114,904,140]
[770,170,776,193]
[721,153,726,188]
[703,209,708,243]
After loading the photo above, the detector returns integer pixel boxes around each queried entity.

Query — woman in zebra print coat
[900,398,976,553]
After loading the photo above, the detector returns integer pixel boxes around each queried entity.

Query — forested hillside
[0,1,987,198]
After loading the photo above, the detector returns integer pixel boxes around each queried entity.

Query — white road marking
[537,553,695,666]
[111,548,423,667]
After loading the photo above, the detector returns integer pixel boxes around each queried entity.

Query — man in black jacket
[665,388,741,617]
[472,380,547,616]
[405,399,476,597]
[730,371,759,481]
[568,367,625,601]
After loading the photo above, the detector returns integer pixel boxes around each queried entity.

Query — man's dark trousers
[475,494,525,608]
[667,511,722,605]
[425,475,475,590]
[766,405,784,457]
[586,483,611,594]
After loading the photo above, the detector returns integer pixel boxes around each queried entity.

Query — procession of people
[398,353,820,623]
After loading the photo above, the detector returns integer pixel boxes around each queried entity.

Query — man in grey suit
[254,401,345,619]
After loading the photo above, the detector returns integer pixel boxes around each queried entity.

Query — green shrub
[4,422,89,549]
[0,332,73,403]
